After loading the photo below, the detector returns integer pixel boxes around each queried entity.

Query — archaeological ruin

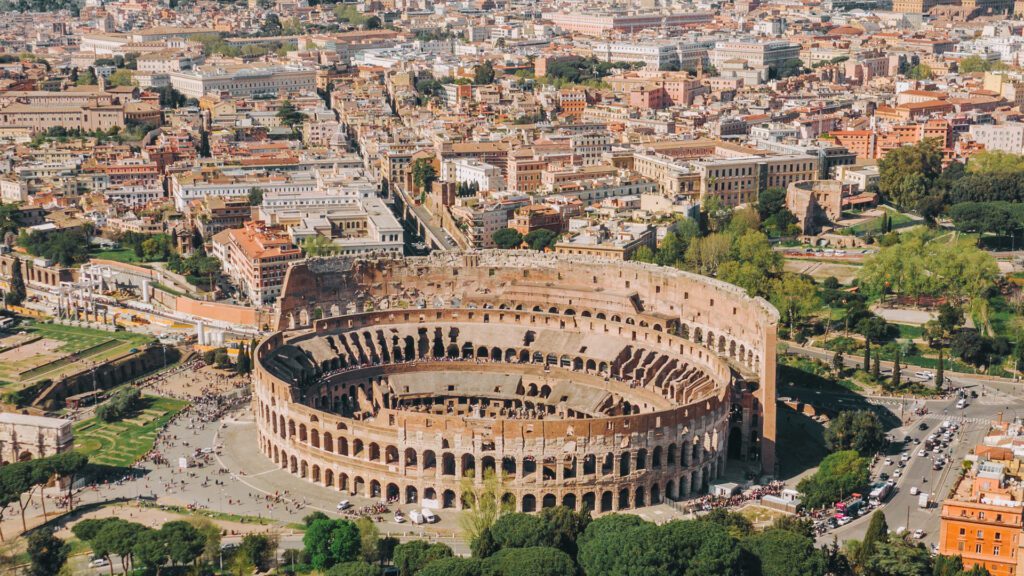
[252,251,778,513]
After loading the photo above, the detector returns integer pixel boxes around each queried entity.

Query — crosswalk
[920,413,994,426]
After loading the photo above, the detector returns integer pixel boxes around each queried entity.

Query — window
[976,544,983,554]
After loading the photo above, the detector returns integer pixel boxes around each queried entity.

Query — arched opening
[386,483,400,502]
[619,452,630,476]
[542,494,557,509]
[406,486,418,504]
[635,486,646,508]
[522,494,537,512]
[600,491,613,512]
[443,490,457,509]
[618,488,630,510]
[442,453,456,476]
[370,479,381,498]
[562,493,577,510]
[651,484,661,505]
[405,448,418,468]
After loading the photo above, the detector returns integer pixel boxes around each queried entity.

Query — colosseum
[252,251,778,514]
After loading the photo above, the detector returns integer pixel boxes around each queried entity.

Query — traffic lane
[821,414,973,546]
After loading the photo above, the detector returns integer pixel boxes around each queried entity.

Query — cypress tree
[892,349,902,388]
[7,257,25,306]
[859,510,889,566]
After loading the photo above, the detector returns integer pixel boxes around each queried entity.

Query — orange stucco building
[939,457,1024,576]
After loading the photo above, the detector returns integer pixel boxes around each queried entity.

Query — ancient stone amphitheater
[253,251,778,514]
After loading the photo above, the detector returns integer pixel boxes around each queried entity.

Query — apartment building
[443,158,506,191]
[264,197,403,257]
[211,220,303,306]
[969,123,1024,154]
[509,204,563,236]
[939,449,1024,576]
[507,152,548,193]
[170,170,318,211]
[632,140,817,207]
[0,104,125,133]
[554,222,655,260]
[188,195,254,240]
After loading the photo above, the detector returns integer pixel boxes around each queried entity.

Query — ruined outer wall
[253,311,734,512]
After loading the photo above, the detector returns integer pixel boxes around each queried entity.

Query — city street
[816,390,1020,549]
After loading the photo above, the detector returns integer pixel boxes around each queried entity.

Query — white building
[168,64,316,99]
[710,40,801,70]
[443,158,506,191]
[968,122,1024,154]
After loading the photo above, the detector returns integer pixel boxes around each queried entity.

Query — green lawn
[848,207,915,235]
[73,395,187,468]
[0,323,148,386]
[894,324,924,340]
[91,247,142,264]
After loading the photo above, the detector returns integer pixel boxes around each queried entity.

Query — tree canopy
[857,229,998,300]
[796,450,871,508]
[878,139,943,210]
[824,410,887,456]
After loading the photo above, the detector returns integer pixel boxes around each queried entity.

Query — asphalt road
[816,392,1014,549]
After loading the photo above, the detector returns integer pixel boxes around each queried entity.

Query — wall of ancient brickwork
[254,252,779,512]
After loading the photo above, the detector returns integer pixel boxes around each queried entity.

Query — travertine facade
[0,413,73,464]
[253,252,778,513]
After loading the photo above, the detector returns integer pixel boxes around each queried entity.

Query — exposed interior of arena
[253,251,778,514]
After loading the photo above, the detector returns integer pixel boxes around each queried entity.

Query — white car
[917,450,927,457]
[893,469,902,478]
[337,500,352,511]
[914,529,926,539]
[916,371,934,379]
[89,557,110,568]
[910,486,920,495]
[885,459,894,466]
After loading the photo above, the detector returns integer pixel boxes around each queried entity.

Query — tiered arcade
[252,252,778,513]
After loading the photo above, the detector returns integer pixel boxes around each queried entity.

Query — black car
[879,472,889,481]
[918,422,929,431]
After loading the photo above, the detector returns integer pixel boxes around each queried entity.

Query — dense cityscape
[0,0,1021,574]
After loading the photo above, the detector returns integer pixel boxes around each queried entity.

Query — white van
[409,510,424,524]
[421,508,437,523]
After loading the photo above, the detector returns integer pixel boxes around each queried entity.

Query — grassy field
[0,323,153,387]
[91,247,142,264]
[848,207,915,235]
[894,323,924,340]
[73,395,187,468]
